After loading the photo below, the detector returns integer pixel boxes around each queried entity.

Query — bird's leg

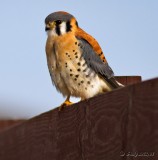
[58,95,73,111]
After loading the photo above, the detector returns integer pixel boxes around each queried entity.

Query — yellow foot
[58,100,73,111]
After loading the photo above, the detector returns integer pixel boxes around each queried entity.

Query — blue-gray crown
[45,11,74,24]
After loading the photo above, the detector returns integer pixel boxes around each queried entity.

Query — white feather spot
[60,22,66,35]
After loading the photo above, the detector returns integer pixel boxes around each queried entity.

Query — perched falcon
[45,11,122,109]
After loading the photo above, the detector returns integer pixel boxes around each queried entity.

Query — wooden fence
[0,120,25,132]
[0,76,157,160]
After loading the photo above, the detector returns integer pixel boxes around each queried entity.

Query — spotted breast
[46,32,112,100]
[45,11,122,109]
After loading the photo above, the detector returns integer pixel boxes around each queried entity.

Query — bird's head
[45,11,78,37]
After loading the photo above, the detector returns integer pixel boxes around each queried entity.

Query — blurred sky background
[0,0,158,119]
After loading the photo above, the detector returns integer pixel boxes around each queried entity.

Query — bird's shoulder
[75,28,121,89]
[75,27,107,63]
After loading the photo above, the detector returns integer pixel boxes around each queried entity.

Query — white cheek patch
[47,29,58,37]
[60,22,66,35]
[46,22,66,37]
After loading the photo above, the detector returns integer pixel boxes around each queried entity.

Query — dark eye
[55,20,62,25]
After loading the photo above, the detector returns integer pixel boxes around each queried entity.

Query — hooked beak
[45,26,50,31]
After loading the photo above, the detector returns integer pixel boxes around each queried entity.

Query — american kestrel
[45,11,122,109]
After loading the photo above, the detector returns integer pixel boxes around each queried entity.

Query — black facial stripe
[66,21,72,32]
[76,21,78,27]
[56,24,61,35]
[55,20,62,25]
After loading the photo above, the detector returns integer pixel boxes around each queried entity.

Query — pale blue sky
[0,0,158,119]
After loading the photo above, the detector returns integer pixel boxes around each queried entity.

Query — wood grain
[0,120,25,132]
[0,77,157,160]
[115,76,142,85]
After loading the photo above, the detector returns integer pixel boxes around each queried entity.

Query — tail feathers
[106,77,124,89]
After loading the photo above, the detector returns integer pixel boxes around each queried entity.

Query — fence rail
[0,76,158,160]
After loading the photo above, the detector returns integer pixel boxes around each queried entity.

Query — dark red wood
[0,77,158,160]
[0,120,25,131]
[115,76,141,85]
